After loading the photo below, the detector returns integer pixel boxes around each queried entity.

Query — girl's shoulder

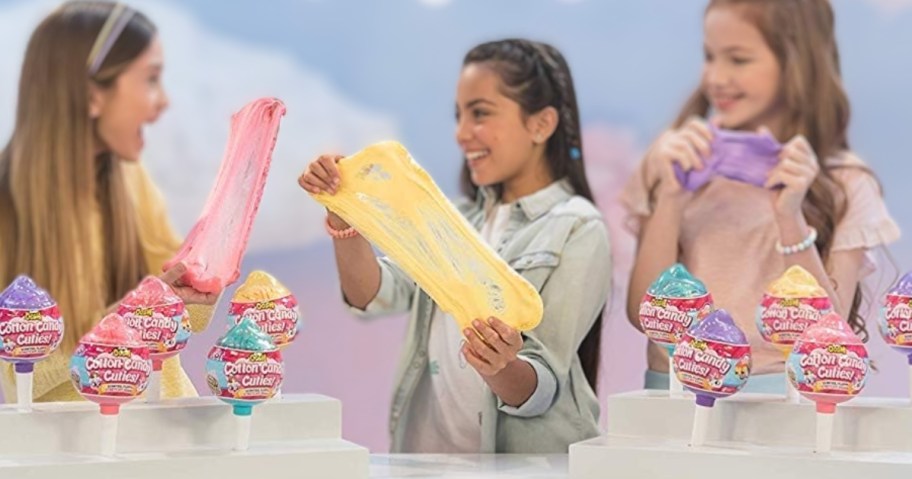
[549,195,603,222]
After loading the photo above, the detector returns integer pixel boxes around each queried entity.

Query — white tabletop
[369,454,568,478]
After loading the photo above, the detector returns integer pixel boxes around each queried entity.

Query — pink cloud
[582,123,650,411]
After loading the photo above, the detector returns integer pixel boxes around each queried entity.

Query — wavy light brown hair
[676,0,873,339]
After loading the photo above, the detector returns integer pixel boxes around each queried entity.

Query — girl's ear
[528,106,559,144]
[88,82,105,119]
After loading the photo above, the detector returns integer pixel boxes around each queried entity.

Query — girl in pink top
[622,0,900,391]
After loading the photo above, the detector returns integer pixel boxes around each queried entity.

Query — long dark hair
[460,39,603,389]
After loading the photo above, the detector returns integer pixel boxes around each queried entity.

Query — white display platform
[0,394,368,478]
[569,390,912,479]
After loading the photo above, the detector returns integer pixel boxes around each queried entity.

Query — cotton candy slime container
[206,317,284,450]
[787,312,869,453]
[0,276,65,411]
[673,309,751,447]
[70,314,151,455]
[228,271,301,348]
[639,264,714,395]
[756,265,833,402]
[118,276,190,401]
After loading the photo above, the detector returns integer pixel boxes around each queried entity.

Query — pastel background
[1,0,910,452]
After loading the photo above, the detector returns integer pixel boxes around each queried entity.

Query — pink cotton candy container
[117,276,190,401]
[118,276,190,362]
[787,312,869,452]
[70,314,152,411]
[70,313,152,456]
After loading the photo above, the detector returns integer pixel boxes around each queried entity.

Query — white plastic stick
[786,362,800,403]
[235,414,251,451]
[669,356,683,396]
[815,412,834,454]
[100,414,119,457]
[690,403,711,447]
[908,364,912,405]
[147,370,162,403]
[15,371,32,412]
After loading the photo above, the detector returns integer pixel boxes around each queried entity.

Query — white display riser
[0,394,368,478]
[568,390,912,479]
[0,394,344,454]
[606,389,912,451]
[570,435,912,479]
[0,439,367,479]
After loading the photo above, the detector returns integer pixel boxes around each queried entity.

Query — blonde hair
[0,2,156,351]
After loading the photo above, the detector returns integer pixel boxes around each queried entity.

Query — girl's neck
[500,156,554,204]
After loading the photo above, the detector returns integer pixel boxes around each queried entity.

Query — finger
[302,175,330,194]
[779,150,820,176]
[789,135,812,154]
[708,115,722,128]
[310,160,336,190]
[472,319,504,353]
[488,317,521,348]
[298,175,319,194]
[318,155,343,186]
[671,141,702,171]
[681,128,711,160]
[465,328,500,363]
[686,118,714,144]
[764,170,786,189]
[779,157,810,175]
[160,262,187,284]
[462,344,493,375]
[757,125,774,137]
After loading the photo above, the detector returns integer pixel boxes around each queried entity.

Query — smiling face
[90,35,169,161]
[701,6,783,133]
[454,62,547,189]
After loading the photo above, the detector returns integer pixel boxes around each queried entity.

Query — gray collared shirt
[349,179,612,453]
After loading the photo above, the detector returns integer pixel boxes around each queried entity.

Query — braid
[460,39,602,390]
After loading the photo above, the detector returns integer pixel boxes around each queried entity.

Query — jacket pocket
[508,251,561,291]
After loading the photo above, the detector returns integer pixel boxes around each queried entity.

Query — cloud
[861,0,912,14]
[0,0,399,252]
[416,0,452,7]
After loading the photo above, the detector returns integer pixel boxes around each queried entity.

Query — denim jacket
[349,179,612,453]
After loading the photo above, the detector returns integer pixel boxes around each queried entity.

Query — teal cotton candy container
[639,264,715,395]
[206,317,284,451]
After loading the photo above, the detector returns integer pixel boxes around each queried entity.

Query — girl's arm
[626,191,688,330]
[464,217,611,411]
[625,118,713,327]
[299,155,415,314]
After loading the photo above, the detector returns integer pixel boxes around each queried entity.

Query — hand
[462,317,523,377]
[160,262,220,306]
[298,154,350,229]
[648,116,713,197]
[764,134,819,219]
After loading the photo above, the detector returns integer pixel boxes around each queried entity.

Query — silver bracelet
[776,227,818,255]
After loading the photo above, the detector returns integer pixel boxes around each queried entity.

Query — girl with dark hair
[299,39,610,453]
